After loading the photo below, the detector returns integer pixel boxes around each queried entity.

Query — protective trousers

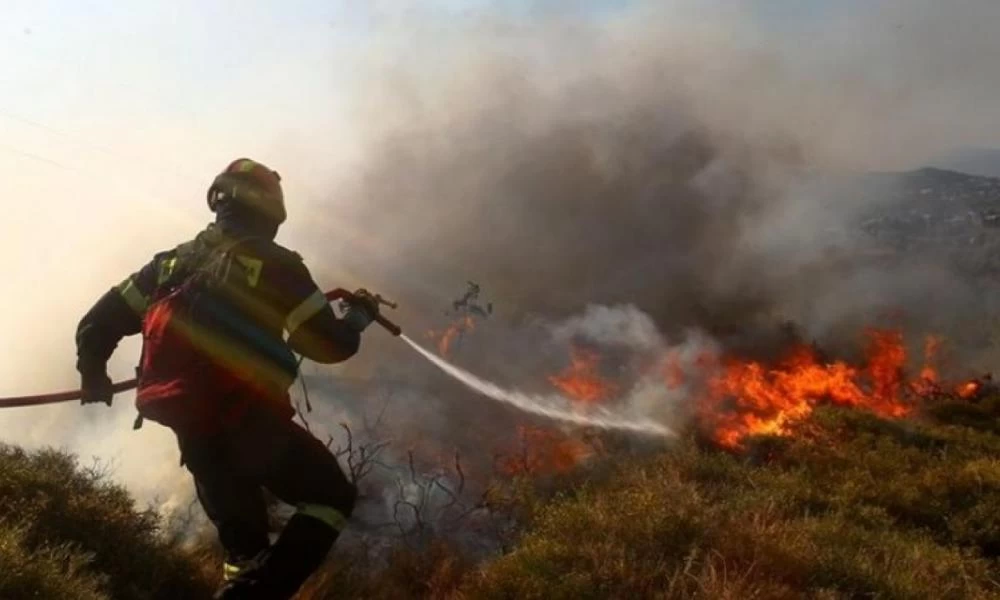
[177,406,357,600]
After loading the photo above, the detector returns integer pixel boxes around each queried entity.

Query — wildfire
[494,325,984,476]
[427,316,476,357]
[496,348,615,476]
[497,425,597,476]
[956,380,982,400]
[663,351,686,389]
[697,329,932,450]
[548,347,618,404]
[919,335,943,385]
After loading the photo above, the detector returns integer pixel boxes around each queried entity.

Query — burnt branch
[331,422,390,485]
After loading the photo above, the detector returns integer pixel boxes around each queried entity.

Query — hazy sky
[0,0,854,384]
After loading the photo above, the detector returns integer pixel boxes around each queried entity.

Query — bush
[0,444,214,600]
[0,520,106,600]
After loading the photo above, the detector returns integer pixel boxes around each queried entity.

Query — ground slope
[306,398,1000,599]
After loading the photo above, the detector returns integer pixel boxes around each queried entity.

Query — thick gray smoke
[308,0,1000,372]
[262,1,1000,554]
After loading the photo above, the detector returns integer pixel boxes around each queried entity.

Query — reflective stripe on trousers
[223,561,247,582]
[296,503,348,532]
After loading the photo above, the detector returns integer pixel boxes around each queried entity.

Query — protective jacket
[76,222,360,433]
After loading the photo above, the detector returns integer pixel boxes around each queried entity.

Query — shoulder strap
[157,235,258,294]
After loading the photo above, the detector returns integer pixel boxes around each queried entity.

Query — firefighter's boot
[213,513,340,600]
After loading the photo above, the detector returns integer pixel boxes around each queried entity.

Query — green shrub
[0,520,106,600]
[0,444,214,600]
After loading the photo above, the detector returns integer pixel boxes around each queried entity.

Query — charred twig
[408,450,418,486]
[453,451,466,497]
[331,422,390,484]
[294,397,312,433]
[362,388,394,436]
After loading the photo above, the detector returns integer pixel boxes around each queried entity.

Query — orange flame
[663,351,686,389]
[920,336,942,383]
[911,335,942,395]
[956,380,981,400]
[699,328,917,450]
[548,347,617,404]
[498,425,597,476]
[426,316,476,357]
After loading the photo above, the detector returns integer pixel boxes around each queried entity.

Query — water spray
[401,334,674,438]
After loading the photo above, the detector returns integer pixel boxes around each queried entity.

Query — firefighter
[75,158,377,599]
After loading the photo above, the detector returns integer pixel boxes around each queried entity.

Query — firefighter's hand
[81,370,114,406]
[343,289,379,332]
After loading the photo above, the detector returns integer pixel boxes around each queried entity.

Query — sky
[1,0,999,507]
[0,0,824,372]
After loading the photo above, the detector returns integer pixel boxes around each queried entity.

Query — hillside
[857,167,1000,255]
[301,396,1000,598]
[8,396,998,599]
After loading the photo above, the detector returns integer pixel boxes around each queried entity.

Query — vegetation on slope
[0,444,214,600]
[3,397,1000,599]
[307,398,1000,599]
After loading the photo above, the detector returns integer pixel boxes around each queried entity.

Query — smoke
[316,0,1000,363]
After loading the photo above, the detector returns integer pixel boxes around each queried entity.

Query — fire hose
[0,288,402,409]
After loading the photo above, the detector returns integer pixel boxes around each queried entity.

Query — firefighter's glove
[81,370,114,406]
[343,289,379,333]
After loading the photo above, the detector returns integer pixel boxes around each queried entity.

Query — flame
[663,350,686,389]
[498,425,597,476]
[426,316,476,357]
[548,347,617,404]
[956,380,981,399]
[864,329,908,413]
[911,335,942,395]
[698,328,917,450]
[920,335,942,383]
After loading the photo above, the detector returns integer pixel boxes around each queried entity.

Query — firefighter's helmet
[207,158,286,224]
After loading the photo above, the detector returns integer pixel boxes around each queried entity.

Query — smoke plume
[317,0,1000,368]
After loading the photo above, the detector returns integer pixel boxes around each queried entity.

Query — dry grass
[5,397,1000,599]
[304,399,1000,599]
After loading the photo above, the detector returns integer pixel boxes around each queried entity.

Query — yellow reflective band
[157,257,178,285]
[235,255,263,288]
[223,562,244,582]
[296,503,347,531]
[115,278,149,316]
[285,290,327,338]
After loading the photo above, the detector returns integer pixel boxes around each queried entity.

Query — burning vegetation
[546,346,618,405]
[697,329,919,450]
[426,301,996,471]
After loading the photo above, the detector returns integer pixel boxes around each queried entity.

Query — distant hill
[926,147,1000,178]
[840,167,1000,283]
[854,166,1000,241]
